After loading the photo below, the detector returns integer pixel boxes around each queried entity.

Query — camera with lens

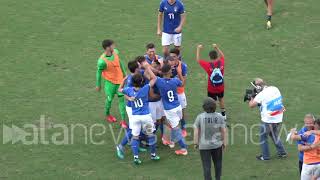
[243,88,258,102]
[243,81,263,102]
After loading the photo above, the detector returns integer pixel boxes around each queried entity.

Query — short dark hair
[135,56,146,63]
[102,39,114,50]
[128,60,139,73]
[165,56,174,61]
[315,118,320,126]
[161,64,172,74]
[202,97,216,113]
[146,43,155,50]
[209,50,218,60]
[132,73,144,87]
[169,48,180,56]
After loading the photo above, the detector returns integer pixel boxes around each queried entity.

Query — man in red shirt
[196,44,226,119]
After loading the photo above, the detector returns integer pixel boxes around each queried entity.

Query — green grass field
[1,0,320,179]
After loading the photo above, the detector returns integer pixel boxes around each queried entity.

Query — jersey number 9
[167,91,174,102]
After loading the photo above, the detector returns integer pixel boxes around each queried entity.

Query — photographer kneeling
[247,78,287,160]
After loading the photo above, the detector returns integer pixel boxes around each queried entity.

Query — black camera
[243,88,258,102]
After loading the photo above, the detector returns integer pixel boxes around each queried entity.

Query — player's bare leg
[174,46,182,59]
[162,45,170,58]
[266,0,273,29]
[218,97,226,120]
[181,108,187,137]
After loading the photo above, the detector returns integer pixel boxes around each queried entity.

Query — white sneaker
[267,21,272,29]
[168,142,175,149]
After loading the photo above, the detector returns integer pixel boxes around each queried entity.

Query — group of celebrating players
[97,40,226,165]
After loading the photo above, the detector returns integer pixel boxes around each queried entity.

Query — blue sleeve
[175,78,182,87]
[122,87,129,96]
[178,1,185,14]
[159,1,165,12]
[297,129,305,145]
[143,84,150,96]
[182,63,187,76]
[155,77,160,87]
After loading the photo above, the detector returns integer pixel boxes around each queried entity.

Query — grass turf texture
[1,0,320,179]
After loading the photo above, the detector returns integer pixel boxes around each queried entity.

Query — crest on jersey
[174,6,178,12]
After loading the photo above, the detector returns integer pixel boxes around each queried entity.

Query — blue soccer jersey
[296,127,308,162]
[122,84,150,115]
[159,0,185,34]
[124,74,134,107]
[155,77,182,110]
[149,84,161,102]
[171,61,187,78]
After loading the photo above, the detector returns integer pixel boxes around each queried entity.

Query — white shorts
[178,93,187,109]
[162,32,182,46]
[126,106,133,122]
[164,105,182,128]
[149,101,165,122]
[130,114,154,136]
[301,163,320,180]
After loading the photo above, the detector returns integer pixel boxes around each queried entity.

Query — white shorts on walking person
[162,32,182,46]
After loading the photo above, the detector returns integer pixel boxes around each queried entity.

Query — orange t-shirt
[101,52,124,84]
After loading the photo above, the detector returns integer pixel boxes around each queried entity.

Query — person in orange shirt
[95,39,127,127]
[299,118,320,180]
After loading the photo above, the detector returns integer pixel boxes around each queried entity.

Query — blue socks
[120,128,132,147]
[148,135,157,154]
[131,138,140,157]
[171,127,187,149]
[180,119,186,130]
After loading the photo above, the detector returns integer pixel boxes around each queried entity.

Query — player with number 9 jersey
[155,63,187,155]
[156,77,182,111]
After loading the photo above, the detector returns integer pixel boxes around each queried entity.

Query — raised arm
[176,62,185,86]
[196,44,203,62]
[213,44,225,58]
[142,62,157,87]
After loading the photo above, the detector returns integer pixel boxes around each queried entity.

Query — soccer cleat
[266,21,272,30]
[256,155,270,161]
[175,149,188,156]
[119,120,128,129]
[182,129,187,137]
[116,145,124,159]
[106,115,117,123]
[133,157,142,165]
[151,155,160,161]
[162,137,171,146]
[278,153,288,158]
[168,142,175,148]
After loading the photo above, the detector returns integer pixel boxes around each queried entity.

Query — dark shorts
[208,91,224,101]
